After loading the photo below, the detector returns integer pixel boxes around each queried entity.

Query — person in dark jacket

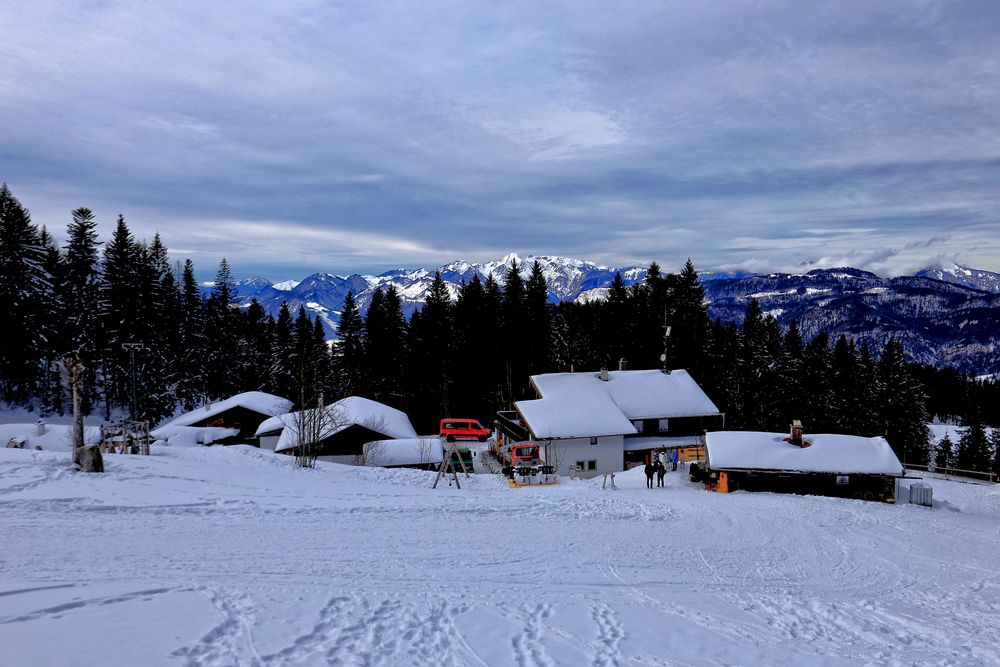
[644,462,655,489]
[656,461,666,487]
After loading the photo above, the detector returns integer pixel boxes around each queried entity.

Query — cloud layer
[2,1,998,278]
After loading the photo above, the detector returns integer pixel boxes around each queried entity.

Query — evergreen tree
[524,261,551,377]
[956,416,991,473]
[100,214,145,417]
[269,303,295,401]
[121,233,182,423]
[936,433,954,472]
[800,332,834,433]
[332,291,365,398]
[501,259,528,403]
[0,184,47,406]
[407,271,453,430]
[37,226,63,415]
[177,259,206,410]
[204,259,240,399]
[876,340,930,466]
[239,298,271,392]
[59,207,103,415]
[364,286,408,408]
[669,259,709,378]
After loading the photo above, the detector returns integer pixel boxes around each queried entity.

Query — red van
[439,418,490,442]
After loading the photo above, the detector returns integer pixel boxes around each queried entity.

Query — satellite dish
[659,354,666,362]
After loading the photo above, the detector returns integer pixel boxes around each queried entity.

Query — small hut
[702,427,905,502]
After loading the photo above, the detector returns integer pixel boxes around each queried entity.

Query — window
[587,460,597,470]
[590,436,598,445]
[658,419,669,432]
[575,461,585,470]
[632,419,643,432]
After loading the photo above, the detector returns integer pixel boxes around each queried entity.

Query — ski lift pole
[122,342,145,420]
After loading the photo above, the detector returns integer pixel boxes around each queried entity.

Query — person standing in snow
[671,449,679,471]
[644,461,655,489]
[657,448,667,469]
[656,461,666,487]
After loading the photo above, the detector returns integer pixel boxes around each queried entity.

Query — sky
[2,1,999,280]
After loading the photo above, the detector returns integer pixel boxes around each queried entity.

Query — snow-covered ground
[2,446,999,666]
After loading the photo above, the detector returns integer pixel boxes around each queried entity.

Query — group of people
[644,448,680,489]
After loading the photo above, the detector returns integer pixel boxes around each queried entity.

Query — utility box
[909,483,933,507]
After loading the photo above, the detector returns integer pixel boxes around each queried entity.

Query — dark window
[588,460,597,470]
[590,436,598,445]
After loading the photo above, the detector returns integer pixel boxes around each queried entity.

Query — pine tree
[799,332,834,433]
[269,303,295,402]
[332,291,365,398]
[37,226,63,415]
[876,340,930,466]
[204,259,239,399]
[100,214,144,417]
[936,433,954,472]
[524,261,551,378]
[177,259,206,410]
[0,184,48,406]
[407,271,453,429]
[59,207,103,415]
[956,416,990,473]
[670,259,709,378]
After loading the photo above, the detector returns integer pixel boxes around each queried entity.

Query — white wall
[541,435,624,478]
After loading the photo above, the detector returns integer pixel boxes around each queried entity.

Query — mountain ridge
[208,256,1000,375]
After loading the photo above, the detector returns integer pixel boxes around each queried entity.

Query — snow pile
[362,438,444,467]
[517,369,720,439]
[705,431,905,475]
[0,422,100,452]
[150,425,240,447]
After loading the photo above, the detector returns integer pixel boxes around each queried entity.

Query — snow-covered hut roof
[268,396,418,452]
[704,431,905,476]
[158,392,292,430]
[361,438,444,467]
[515,369,720,440]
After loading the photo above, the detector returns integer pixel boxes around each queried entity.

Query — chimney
[618,358,627,371]
[599,368,609,382]
[36,419,46,436]
[788,420,804,447]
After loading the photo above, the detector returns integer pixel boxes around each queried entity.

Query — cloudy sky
[2,1,998,279]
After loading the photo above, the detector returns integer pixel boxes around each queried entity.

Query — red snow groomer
[501,442,557,487]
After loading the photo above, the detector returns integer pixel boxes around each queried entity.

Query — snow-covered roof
[158,392,292,430]
[515,369,720,440]
[268,396,418,452]
[361,438,444,467]
[704,431,905,476]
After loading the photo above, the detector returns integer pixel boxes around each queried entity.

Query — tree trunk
[69,358,85,456]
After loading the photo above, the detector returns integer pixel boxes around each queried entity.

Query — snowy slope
[2,446,1000,666]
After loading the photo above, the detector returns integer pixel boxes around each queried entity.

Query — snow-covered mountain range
[215,256,1000,374]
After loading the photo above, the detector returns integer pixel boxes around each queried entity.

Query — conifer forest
[2,184,998,473]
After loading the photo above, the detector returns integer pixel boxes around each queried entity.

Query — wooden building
[702,429,905,502]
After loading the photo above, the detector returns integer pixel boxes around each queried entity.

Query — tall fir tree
[0,184,48,406]
[956,416,991,473]
[177,259,206,410]
[332,291,365,399]
[876,340,930,466]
